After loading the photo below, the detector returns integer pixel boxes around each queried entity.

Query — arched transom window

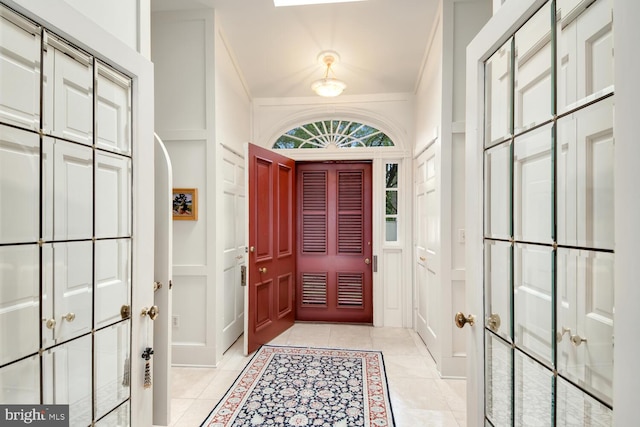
[273,120,394,149]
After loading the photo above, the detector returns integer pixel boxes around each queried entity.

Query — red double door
[247,144,372,353]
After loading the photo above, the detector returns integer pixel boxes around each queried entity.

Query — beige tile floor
[164,323,467,427]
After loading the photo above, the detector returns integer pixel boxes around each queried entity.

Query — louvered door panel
[301,273,327,305]
[337,273,364,307]
[297,162,372,323]
[301,171,327,254]
[337,171,364,254]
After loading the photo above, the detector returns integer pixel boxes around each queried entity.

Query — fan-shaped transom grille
[273,120,394,149]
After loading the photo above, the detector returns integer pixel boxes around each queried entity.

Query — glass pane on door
[486,332,512,427]
[0,355,39,404]
[556,376,612,426]
[43,335,92,426]
[556,248,614,406]
[556,0,614,113]
[556,97,614,250]
[0,125,40,244]
[0,9,40,131]
[514,351,553,426]
[484,141,512,239]
[513,124,553,244]
[94,320,131,419]
[484,240,512,341]
[0,244,39,365]
[485,39,513,148]
[514,2,553,133]
[483,1,615,424]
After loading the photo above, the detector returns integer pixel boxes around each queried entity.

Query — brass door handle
[141,305,159,320]
[455,312,475,328]
[259,267,267,274]
[419,256,426,261]
[63,312,76,322]
[365,258,371,265]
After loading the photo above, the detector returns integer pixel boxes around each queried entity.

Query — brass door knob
[259,267,267,274]
[455,312,475,328]
[570,334,587,347]
[141,305,160,320]
[45,318,56,329]
[365,258,371,265]
[63,312,76,322]
[486,313,501,332]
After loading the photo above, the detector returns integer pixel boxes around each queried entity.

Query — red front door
[246,143,296,354]
[295,162,373,323]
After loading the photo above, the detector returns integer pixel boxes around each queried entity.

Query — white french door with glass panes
[466,0,615,425]
[0,2,146,424]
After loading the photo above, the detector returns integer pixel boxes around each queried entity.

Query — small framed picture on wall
[172,188,198,220]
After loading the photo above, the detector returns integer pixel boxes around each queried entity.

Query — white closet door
[221,147,245,351]
[0,11,40,130]
[414,144,439,359]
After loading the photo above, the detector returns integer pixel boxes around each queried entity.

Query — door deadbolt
[120,304,131,319]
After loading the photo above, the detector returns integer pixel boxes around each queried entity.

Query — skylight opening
[274,0,367,7]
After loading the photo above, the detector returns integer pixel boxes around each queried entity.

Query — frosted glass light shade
[311,78,347,97]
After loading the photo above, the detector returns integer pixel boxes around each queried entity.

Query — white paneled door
[221,146,246,352]
[0,3,140,425]
[467,0,616,425]
[414,143,440,362]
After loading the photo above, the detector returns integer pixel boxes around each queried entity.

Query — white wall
[253,94,414,151]
[61,0,149,57]
[152,9,217,366]
[152,8,251,366]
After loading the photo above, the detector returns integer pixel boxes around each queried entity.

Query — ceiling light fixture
[311,51,346,97]
[274,0,366,7]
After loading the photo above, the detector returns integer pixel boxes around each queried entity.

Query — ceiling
[150,0,439,98]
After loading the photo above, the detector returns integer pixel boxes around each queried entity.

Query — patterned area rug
[201,345,395,426]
